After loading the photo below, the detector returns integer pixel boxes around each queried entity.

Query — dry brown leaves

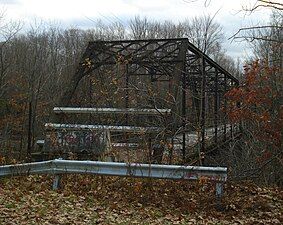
[0,175,282,224]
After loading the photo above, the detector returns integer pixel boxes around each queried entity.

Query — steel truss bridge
[47,38,240,164]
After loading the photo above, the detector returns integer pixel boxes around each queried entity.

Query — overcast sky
[0,0,273,60]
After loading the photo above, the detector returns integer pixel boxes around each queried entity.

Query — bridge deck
[173,124,237,150]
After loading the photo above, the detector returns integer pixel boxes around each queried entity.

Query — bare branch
[252,3,283,11]
[233,36,283,43]
[229,25,283,42]
[258,0,283,7]
[183,0,212,7]
[243,0,283,11]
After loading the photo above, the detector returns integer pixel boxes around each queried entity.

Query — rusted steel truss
[58,38,239,162]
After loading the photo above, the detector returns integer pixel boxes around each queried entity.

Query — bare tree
[183,15,224,55]
[0,10,21,98]
[129,16,150,39]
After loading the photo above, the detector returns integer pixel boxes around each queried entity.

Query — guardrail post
[215,182,224,209]
[52,158,62,190]
[52,174,61,190]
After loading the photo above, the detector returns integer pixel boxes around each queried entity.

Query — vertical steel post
[182,70,186,162]
[230,81,233,138]
[125,64,129,125]
[27,101,32,161]
[53,158,62,190]
[172,40,188,162]
[215,182,224,209]
[223,75,227,141]
[52,175,61,190]
[214,69,219,144]
[200,57,206,157]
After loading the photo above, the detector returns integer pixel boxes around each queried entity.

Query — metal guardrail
[45,123,163,133]
[53,107,172,115]
[36,140,140,148]
[0,159,227,204]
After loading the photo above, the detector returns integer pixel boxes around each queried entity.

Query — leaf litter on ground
[0,175,282,224]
